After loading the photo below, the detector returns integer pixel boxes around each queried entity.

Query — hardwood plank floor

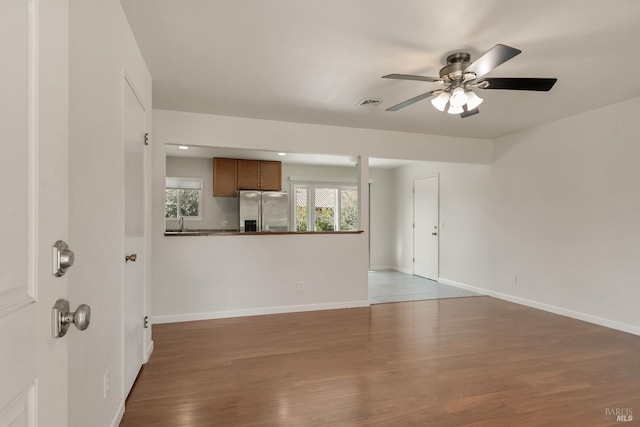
[121,297,640,426]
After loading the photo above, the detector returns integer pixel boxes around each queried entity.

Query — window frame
[165,176,203,221]
[291,179,358,232]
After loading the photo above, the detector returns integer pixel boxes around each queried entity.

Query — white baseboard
[144,340,154,364]
[109,398,125,427]
[369,265,394,271]
[390,266,413,275]
[150,300,371,325]
[438,277,640,336]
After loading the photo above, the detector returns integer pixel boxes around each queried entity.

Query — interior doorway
[413,174,439,280]
[123,77,147,397]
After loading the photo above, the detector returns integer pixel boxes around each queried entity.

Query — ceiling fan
[382,44,557,118]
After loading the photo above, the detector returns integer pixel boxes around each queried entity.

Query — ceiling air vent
[356,98,383,107]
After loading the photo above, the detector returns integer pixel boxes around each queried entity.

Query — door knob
[432,232,438,235]
[125,253,137,262]
[52,299,91,338]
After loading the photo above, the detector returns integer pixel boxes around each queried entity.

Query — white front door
[123,78,147,397]
[414,175,439,280]
[0,0,70,425]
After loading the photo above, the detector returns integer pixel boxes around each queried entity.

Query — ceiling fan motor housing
[439,52,474,85]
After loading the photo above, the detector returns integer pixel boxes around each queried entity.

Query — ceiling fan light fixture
[430,92,450,112]
[466,90,484,110]
[449,87,468,107]
[447,104,464,115]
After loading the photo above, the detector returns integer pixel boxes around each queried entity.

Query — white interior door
[414,175,439,280]
[0,0,69,425]
[123,77,147,397]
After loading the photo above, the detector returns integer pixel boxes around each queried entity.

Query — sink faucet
[178,216,184,231]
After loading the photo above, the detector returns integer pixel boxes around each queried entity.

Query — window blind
[165,177,202,190]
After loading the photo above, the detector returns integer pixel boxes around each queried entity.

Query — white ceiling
[121,0,640,139]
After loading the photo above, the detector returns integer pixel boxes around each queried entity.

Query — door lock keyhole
[52,299,91,338]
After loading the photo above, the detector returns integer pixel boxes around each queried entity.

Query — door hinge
[144,133,149,146]
[144,316,150,328]
[413,257,415,263]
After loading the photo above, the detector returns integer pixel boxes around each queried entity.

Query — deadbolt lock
[52,240,75,277]
[52,299,91,338]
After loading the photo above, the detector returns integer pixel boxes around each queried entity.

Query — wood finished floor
[121,297,640,426]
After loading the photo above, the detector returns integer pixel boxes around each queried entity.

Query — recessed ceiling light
[277,152,286,156]
[178,145,189,150]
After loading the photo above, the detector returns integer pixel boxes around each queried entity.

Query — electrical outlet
[103,371,110,398]
[510,275,517,285]
[221,220,228,227]
[298,282,304,292]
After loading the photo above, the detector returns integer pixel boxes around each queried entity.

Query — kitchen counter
[164,229,364,236]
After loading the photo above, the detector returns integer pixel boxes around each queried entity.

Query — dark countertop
[164,229,364,236]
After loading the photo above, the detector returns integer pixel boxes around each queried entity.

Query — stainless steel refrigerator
[239,191,289,232]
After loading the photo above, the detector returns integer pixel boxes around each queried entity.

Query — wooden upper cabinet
[237,159,282,191]
[236,159,261,190]
[213,158,282,195]
[213,158,237,196]
[259,161,282,191]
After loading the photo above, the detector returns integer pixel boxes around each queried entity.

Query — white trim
[144,340,154,364]
[391,266,414,275]
[28,0,39,302]
[289,176,356,183]
[289,176,374,184]
[109,398,125,427]
[150,300,371,324]
[0,295,35,320]
[124,73,146,112]
[369,266,395,271]
[438,277,640,337]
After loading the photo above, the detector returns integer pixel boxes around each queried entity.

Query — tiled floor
[368,270,482,304]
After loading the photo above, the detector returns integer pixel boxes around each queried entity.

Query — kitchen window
[293,183,358,232]
[165,177,203,220]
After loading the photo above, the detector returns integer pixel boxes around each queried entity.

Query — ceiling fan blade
[480,77,557,91]
[460,106,479,118]
[464,44,521,79]
[385,91,439,111]
[382,74,440,83]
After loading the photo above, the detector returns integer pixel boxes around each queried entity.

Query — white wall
[481,96,640,333]
[68,1,152,426]
[389,162,489,280]
[386,97,640,335]
[283,163,358,185]
[152,110,490,322]
[152,234,368,322]
[369,167,394,270]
